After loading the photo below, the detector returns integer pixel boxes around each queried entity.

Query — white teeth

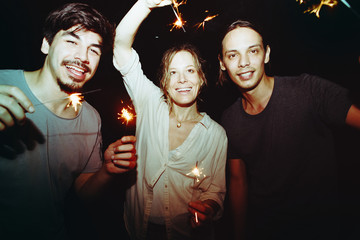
[66,65,85,73]
[240,72,252,77]
[177,87,192,92]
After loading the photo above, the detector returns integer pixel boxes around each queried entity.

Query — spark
[186,161,206,183]
[34,89,101,112]
[66,93,84,112]
[118,106,135,124]
[297,0,338,18]
[170,0,186,32]
[195,13,219,30]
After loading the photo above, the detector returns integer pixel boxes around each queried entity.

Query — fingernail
[28,106,35,113]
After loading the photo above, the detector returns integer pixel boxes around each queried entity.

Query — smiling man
[218,20,360,240]
[0,3,137,239]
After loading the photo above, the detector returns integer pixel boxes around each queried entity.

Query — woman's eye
[66,40,76,45]
[170,71,176,75]
[187,69,195,73]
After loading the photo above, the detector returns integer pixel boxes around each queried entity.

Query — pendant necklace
[175,114,201,128]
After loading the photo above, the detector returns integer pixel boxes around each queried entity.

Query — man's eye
[66,40,77,45]
[250,49,258,54]
[90,48,100,56]
[228,54,237,59]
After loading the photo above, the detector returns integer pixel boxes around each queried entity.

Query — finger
[114,142,136,153]
[112,159,137,169]
[121,135,136,144]
[0,85,34,113]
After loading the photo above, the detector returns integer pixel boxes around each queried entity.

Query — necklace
[175,114,201,128]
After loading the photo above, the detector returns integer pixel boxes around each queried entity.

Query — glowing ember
[196,13,219,30]
[66,93,83,111]
[170,0,186,32]
[170,17,186,31]
[195,211,199,223]
[187,161,206,183]
[118,107,135,124]
[297,0,338,18]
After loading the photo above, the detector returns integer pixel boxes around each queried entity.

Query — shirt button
[165,184,167,188]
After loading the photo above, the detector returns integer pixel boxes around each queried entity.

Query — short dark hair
[218,20,269,85]
[43,3,114,52]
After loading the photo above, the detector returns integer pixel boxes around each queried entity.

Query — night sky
[1,0,360,237]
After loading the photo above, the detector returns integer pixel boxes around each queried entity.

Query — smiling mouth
[237,71,254,80]
[176,87,192,93]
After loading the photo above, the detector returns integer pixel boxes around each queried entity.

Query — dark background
[1,0,360,239]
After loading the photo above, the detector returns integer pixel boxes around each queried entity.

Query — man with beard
[0,3,136,239]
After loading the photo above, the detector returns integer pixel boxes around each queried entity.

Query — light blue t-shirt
[0,70,103,239]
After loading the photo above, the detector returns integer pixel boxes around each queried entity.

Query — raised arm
[114,0,171,68]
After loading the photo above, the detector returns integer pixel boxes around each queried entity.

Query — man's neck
[24,69,80,118]
[241,75,274,115]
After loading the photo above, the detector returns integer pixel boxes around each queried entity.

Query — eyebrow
[224,44,262,54]
[62,31,103,50]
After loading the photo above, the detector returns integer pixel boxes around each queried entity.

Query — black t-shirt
[221,74,352,239]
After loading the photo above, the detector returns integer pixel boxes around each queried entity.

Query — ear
[41,37,50,54]
[218,55,227,71]
[264,45,271,64]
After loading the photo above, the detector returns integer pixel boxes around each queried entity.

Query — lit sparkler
[194,211,199,223]
[195,13,219,30]
[66,93,84,112]
[34,89,101,112]
[187,161,206,183]
[297,0,359,18]
[117,106,135,125]
[297,0,337,18]
[170,0,186,32]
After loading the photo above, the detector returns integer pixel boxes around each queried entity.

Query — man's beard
[57,78,83,94]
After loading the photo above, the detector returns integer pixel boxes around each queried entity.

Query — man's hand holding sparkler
[0,85,34,131]
[188,199,220,228]
[104,136,137,174]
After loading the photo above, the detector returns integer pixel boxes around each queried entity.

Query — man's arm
[73,136,137,200]
[346,104,360,130]
[0,85,34,131]
[228,158,248,240]
[114,0,171,68]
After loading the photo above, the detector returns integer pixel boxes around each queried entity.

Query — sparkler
[170,0,186,32]
[117,103,136,136]
[297,0,337,18]
[186,161,206,183]
[194,211,199,223]
[34,89,101,112]
[195,13,219,30]
[117,106,135,125]
[297,0,360,18]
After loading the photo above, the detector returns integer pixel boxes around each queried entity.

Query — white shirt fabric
[113,49,227,240]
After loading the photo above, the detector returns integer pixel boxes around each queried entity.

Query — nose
[238,55,250,68]
[177,72,187,83]
[74,46,89,64]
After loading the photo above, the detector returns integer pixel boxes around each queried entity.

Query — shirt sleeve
[302,74,352,126]
[113,48,163,111]
[199,124,228,219]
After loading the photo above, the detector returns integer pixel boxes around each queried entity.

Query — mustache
[62,60,91,73]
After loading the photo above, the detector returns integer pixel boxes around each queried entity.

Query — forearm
[75,166,114,201]
[114,0,152,66]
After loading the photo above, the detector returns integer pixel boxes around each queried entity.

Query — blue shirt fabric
[0,70,103,239]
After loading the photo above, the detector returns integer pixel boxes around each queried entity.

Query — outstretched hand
[104,136,137,174]
[188,199,220,228]
[0,85,34,131]
[141,0,172,9]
